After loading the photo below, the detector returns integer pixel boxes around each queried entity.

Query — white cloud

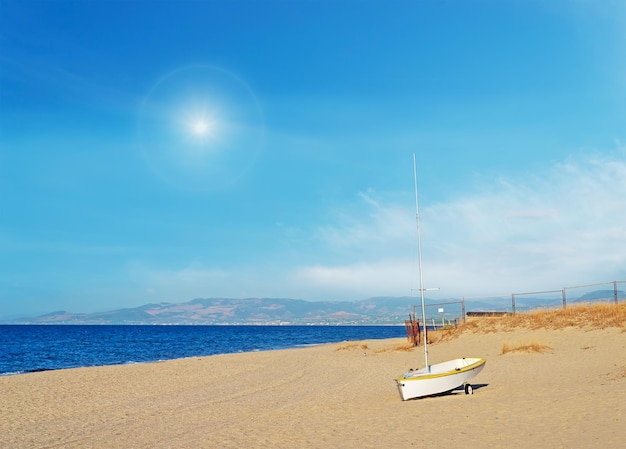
[127,151,626,303]
[293,260,415,299]
[314,192,414,257]
[292,151,626,299]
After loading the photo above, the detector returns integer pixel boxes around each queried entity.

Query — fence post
[462,297,466,323]
[511,293,516,314]
[562,288,567,309]
[614,281,618,304]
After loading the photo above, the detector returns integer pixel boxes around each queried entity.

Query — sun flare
[139,65,265,190]
[191,119,211,136]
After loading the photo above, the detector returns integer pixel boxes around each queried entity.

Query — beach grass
[429,302,626,344]
[494,301,626,330]
[335,341,415,353]
[373,342,415,353]
[335,342,369,351]
[501,340,552,354]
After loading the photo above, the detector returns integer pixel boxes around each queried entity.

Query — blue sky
[1,0,626,318]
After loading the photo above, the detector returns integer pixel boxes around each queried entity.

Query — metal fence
[404,280,624,341]
[463,280,625,316]
[404,300,465,345]
[404,300,465,344]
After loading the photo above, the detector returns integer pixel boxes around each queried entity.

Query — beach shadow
[448,383,489,394]
[463,383,488,391]
[422,383,490,399]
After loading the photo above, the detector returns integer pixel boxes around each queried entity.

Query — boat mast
[413,153,429,370]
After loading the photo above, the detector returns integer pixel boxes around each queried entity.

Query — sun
[138,65,265,191]
[191,119,212,136]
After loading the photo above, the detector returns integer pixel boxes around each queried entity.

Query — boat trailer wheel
[464,383,473,395]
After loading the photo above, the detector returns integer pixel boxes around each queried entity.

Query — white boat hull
[397,358,486,400]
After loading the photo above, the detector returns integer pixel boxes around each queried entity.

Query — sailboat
[396,154,486,401]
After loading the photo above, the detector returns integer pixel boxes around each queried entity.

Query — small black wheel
[464,383,473,395]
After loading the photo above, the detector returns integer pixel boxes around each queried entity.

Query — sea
[0,325,406,376]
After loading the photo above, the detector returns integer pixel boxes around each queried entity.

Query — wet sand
[1,326,624,448]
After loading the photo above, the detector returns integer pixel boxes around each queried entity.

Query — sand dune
[1,325,624,448]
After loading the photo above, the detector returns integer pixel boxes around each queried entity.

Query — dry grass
[425,302,626,343]
[425,325,460,344]
[491,302,626,330]
[373,342,415,353]
[501,341,552,355]
[335,342,369,352]
[335,341,415,353]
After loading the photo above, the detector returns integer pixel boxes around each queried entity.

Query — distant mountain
[7,289,621,325]
[7,297,450,325]
[573,290,623,302]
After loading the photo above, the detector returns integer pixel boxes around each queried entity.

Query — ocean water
[0,325,406,376]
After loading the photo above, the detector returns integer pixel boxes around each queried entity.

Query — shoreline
[2,327,624,448]
[0,325,407,376]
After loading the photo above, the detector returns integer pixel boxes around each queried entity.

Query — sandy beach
[1,324,624,449]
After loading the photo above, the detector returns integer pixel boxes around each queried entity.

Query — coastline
[0,324,407,376]
[1,326,624,448]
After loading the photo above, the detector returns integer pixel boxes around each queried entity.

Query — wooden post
[405,312,421,346]
[562,288,567,309]
[614,281,618,304]
[512,293,516,314]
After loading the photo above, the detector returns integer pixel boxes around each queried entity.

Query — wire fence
[404,280,625,343]
[463,280,625,316]
[404,300,465,344]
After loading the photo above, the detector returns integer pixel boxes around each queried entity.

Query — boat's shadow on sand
[431,383,489,398]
